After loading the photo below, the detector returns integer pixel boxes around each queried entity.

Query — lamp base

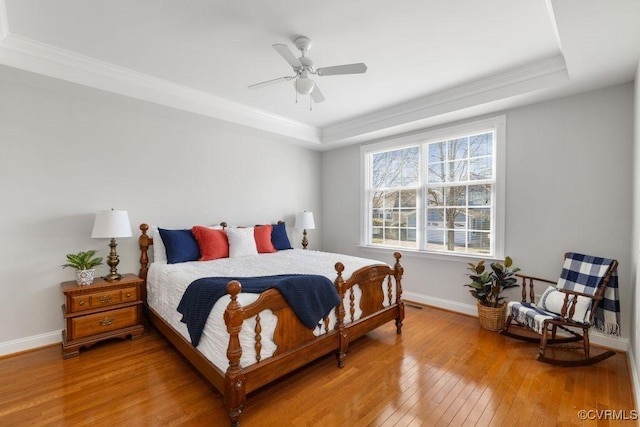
[301,229,309,250]
[103,272,123,282]
[104,237,122,282]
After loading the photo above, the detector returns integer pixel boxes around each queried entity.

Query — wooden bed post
[224,281,246,427]
[138,224,151,281]
[393,252,405,334]
[334,262,348,368]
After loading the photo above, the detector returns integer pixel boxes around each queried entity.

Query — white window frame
[360,115,506,260]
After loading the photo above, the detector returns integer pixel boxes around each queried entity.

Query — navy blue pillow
[271,222,293,250]
[158,228,200,264]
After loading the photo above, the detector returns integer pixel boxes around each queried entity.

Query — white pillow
[538,285,592,324]
[151,226,167,264]
[226,227,258,258]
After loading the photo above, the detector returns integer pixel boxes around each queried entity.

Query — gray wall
[631,63,640,405]
[0,68,322,353]
[322,83,634,343]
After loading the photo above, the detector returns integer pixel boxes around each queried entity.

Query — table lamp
[295,211,315,250]
[91,209,132,281]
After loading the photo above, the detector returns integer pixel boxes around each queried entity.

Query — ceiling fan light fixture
[295,76,315,95]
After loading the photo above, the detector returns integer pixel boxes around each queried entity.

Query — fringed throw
[557,253,620,336]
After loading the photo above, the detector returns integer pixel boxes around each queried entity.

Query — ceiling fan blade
[272,43,302,70]
[311,84,325,103]
[316,63,367,76]
[248,76,294,89]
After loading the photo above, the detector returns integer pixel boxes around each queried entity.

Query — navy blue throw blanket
[177,274,340,347]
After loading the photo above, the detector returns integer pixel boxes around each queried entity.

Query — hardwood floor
[0,305,635,426]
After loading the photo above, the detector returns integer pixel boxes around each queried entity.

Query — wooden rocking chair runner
[501,253,619,367]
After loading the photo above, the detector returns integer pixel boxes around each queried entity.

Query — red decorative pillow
[254,225,276,253]
[192,226,229,260]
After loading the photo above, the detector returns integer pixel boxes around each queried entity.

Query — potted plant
[465,256,520,331]
[62,250,103,285]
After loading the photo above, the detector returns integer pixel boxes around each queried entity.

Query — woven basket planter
[476,302,506,331]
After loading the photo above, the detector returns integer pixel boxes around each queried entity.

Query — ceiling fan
[248,36,367,104]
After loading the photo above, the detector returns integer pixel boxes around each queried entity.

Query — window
[363,116,505,258]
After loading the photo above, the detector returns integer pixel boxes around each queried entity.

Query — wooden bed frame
[138,223,405,426]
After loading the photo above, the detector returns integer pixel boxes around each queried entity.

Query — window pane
[455,211,467,228]
[447,186,466,206]
[426,229,444,245]
[371,191,385,209]
[427,187,444,206]
[372,147,419,188]
[400,189,417,208]
[448,137,468,160]
[470,157,492,180]
[399,228,417,248]
[470,132,493,157]
[468,208,491,230]
[426,208,444,226]
[401,147,420,186]
[428,162,445,183]
[468,231,490,253]
[384,191,399,208]
[400,209,417,227]
[447,160,468,182]
[428,142,446,163]
[469,185,491,206]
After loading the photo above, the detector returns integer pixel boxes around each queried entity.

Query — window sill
[357,244,504,263]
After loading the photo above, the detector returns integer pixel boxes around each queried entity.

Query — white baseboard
[0,330,61,357]
[404,291,478,317]
[403,291,629,351]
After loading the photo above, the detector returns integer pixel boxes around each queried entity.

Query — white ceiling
[0,0,638,150]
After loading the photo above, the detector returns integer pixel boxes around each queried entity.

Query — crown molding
[0,32,322,147]
[0,2,568,150]
[321,55,569,145]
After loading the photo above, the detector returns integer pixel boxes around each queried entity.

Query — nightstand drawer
[88,289,122,309]
[70,307,139,340]
[69,287,138,312]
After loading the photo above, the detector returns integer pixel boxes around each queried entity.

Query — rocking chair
[501,252,619,367]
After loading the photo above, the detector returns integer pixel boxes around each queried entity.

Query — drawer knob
[79,301,85,306]
[99,318,114,326]
[99,295,112,304]
[126,293,131,298]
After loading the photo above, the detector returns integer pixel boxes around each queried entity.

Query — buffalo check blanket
[556,252,620,335]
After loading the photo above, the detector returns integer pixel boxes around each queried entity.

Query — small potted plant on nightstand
[465,256,520,331]
[61,250,103,285]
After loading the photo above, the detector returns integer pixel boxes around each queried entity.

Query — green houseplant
[465,256,520,330]
[62,250,103,285]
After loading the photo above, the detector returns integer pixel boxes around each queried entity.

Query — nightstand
[61,273,144,358]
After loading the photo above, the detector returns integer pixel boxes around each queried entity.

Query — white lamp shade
[295,211,315,230]
[91,210,132,238]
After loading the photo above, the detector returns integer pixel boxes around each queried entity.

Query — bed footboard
[335,252,404,364]
[222,279,343,426]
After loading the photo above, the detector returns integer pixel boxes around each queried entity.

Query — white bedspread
[146,249,392,371]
